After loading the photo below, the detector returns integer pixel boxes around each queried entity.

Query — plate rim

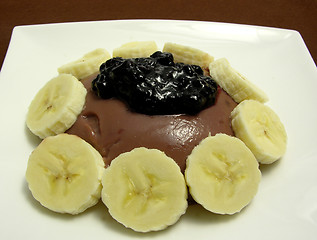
[1,18,317,239]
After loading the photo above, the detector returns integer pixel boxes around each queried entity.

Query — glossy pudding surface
[67,74,237,172]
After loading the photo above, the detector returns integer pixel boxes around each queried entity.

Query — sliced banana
[209,58,268,103]
[185,134,261,215]
[26,74,87,139]
[113,41,158,58]
[58,48,110,80]
[163,42,214,69]
[231,100,287,164]
[25,133,105,214]
[101,147,188,232]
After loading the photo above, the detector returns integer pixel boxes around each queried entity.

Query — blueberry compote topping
[91,51,218,115]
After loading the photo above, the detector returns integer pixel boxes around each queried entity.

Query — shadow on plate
[24,124,42,148]
[93,202,180,238]
[183,202,241,226]
[259,157,283,175]
[22,178,175,237]
[93,200,246,237]
[22,180,105,221]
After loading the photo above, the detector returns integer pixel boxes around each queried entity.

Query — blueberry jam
[91,51,218,115]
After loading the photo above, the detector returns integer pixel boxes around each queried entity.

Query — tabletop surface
[0,0,316,68]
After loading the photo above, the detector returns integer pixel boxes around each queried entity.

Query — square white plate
[0,20,317,240]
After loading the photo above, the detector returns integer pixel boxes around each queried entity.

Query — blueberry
[91,51,218,115]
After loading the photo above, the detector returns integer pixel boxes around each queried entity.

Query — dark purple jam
[91,51,218,115]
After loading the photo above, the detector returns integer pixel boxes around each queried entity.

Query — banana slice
[58,48,110,80]
[25,133,105,214]
[185,134,261,215]
[231,100,287,164]
[101,147,188,232]
[26,74,87,139]
[163,42,214,69]
[113,41,158,58]
[209,58,268,103]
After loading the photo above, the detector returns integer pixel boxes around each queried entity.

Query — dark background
[1,0,316,68]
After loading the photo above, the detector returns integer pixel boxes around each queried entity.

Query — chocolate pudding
[67,74,237,172]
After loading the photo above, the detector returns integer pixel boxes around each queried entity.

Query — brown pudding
[67,74,237,172]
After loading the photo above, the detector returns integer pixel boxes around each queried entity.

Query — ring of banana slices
[25,41,287,232]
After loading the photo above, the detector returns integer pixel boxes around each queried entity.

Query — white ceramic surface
[0,20,316,240]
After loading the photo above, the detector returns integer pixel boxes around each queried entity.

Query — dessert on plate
[25,41,287,232]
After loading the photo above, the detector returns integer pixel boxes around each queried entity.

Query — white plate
[0,20,317,240]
